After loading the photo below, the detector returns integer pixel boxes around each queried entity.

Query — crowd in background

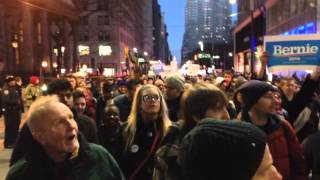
[0,53,319,180]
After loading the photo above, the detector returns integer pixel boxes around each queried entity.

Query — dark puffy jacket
[6,134,125,180]
[251,114,308,180]
[265,115,308,180]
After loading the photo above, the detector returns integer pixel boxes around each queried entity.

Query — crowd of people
[0,54,319,180]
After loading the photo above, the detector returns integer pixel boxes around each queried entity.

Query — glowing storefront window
[78,45,90,56]
[99,45,112,56]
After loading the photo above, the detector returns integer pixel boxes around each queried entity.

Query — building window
[97,0,109,10]
[98,31,110,41]
[81,1,88,10]
[98,16,109,25]
[19,22,23,42]
[84,32,89,41]
[98,16,103,25]
[79,32,89,41]
[104,16,110,25]
[81,17,88,25]
[78,45,90,56]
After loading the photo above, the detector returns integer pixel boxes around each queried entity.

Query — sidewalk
[0,113,27,179]
[0,117,10,179]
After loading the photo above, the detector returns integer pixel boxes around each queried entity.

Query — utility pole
[250,0,255,74]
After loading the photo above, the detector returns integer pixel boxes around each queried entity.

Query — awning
[18,0,79,20]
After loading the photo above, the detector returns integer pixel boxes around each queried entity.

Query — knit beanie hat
[30,76,39,85]
[165,74,185,92]
[177,119,267,180]
[236,80,277,112]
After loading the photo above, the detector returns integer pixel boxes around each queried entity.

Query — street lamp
[61,68,66,74]
[40,60,48,83]
[11,39,19,66]
[52,62,58,77]
[133,47,138,53]
[11,41,18,48]
[198,41,204,51]
[53,62,58,68]
[41,60,48,68]
[61,46,65,54]
[60,46,65,72]
[143,51,148,56]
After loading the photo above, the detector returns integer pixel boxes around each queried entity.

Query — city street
[0,0,319,179]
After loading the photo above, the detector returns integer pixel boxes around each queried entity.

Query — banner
[187,64,200,76]
[264,34,320,74]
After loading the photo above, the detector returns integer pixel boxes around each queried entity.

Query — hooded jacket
[243,113,308,180]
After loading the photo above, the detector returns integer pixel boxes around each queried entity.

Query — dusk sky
[158,0,186,64]
[158,1,237,64]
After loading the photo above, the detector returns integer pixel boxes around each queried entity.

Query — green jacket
[6,134,125,180]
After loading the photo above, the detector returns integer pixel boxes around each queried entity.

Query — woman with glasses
[117,84,171,180]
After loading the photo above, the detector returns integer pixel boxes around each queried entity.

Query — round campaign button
[148,132,153,137]
[3,90,9,95]
[131,144,139,153]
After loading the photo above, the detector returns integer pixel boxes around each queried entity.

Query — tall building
[143,0,154,57]
[236,0,265,25]
[153,0,171,64]
[181,0,232,64]
[76,0,147,76]
[0,0,171,78]
[76,0,170,76]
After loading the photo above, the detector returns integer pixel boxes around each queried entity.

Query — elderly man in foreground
[6,95,125,180]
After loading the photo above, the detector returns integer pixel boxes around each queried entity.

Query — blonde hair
[27,95,60,132]
[123,84,172,151]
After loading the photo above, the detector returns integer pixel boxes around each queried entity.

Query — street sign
[264,34,320,74]
[198,53,211,59]
[138,58,145,63]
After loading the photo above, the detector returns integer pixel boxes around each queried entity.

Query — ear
[32,131,46,145]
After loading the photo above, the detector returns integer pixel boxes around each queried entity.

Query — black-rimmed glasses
[142,94,161,102]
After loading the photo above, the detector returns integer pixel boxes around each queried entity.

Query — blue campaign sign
[264,34,320,73]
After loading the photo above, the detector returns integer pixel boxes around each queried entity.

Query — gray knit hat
[165,74,185,92]
[177,119,267,180]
